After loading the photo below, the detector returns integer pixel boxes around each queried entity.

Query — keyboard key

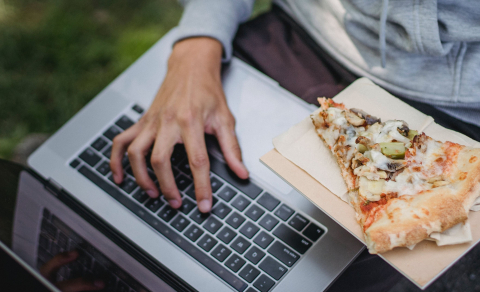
[216,226,236,244]
[41,219,58,239]
[273,224,312,254]
[257,193,280,211]
[231,195,251,212]
[171,215,191,232]
[115,115,134,130]
[119,177,137,194]
[209,156,262,199]
[253,231,274,249]
[210,176,224,193]
[170,144,186,167]
[197,234,218,252]
[211,244,232,262]
[245,204,265,222]
[226,212,246,229]
[178,197,196,215]
[185,185,196,200]
[225,254,246,273]
[158,206,177,222]
[103,125,122,141]
[259,256,287,280]
[175,174,192,191]
[230,236,251,254]
[102,146,112,159]
[190,209,209,225]
[245,246,266,265]
[38,234,50,250]
[121,155,129,168]
[258,214,279,231]
[239,264,260,283]
[132,104,144,114]
[240,222,260,239]
[178,158,192,175]
[218,186,237,202]
[145,198,164,213]
[274,204,294,221]
[267,241,299,267]
[79,165,247,292]
[132,189,149,204]
[184,225,204,242]
[212,202,232,219]
[288,214,310,231]
[96,161,110,176]
[245,289,258,292]
[57,232,68,250]
[91,137,108,151]
[253,274,275,292]
[204,217,222,234]
[125,166,134,176]
[79,148,102,167]
[303,223,325,242]
[69,159,81,169]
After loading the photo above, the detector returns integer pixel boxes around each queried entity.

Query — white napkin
[273,78,480,247]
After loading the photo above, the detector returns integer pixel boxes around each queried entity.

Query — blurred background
[0,0,270,163]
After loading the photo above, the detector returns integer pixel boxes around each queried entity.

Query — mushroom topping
[345,110,365,126]
[396,120,410,137]
[350,108,381,125]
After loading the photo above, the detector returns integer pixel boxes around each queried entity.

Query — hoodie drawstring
[379,0,389,68]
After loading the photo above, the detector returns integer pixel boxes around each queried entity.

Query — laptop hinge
[44,178,62,197]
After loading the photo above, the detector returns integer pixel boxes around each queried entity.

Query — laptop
[12,28,364,292]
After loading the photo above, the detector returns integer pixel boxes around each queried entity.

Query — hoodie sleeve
[175,0,255,62]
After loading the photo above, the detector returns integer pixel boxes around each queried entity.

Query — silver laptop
[15,28,364,292]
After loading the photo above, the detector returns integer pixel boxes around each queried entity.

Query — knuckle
[112,134,124,146]
[127,145,140,158]
[150,153,169,168]
[189,153,209,169]
[177,110,196,127]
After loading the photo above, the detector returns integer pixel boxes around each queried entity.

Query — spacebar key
[78,166,247,292]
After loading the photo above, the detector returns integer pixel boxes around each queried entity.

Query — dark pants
[233,5,480,292]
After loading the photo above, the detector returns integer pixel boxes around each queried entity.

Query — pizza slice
[311,98,480,253]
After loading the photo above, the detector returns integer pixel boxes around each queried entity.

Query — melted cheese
[385,169,433,196]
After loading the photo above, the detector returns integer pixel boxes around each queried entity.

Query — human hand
[110,37,248,213]
[39,250,104,292]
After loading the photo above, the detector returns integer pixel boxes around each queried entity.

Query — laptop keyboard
[70,105,326,292]
[37,208,150,292]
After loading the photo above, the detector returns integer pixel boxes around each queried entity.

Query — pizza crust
[355,148,480,253]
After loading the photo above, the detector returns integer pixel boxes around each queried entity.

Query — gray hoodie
[175,0,480,127]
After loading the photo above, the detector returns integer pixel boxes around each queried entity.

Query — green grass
[0,0,270,159]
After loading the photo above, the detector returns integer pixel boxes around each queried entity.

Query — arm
[110,0,255,213]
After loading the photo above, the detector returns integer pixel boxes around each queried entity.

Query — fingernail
[169,199,180,208]
[67,250,77,258]
[198,199,211,213]
[146,190,156,198]
[94,280,104,288]
[113,173,120,183]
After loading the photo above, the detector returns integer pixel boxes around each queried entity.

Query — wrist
[169,37,223,71]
